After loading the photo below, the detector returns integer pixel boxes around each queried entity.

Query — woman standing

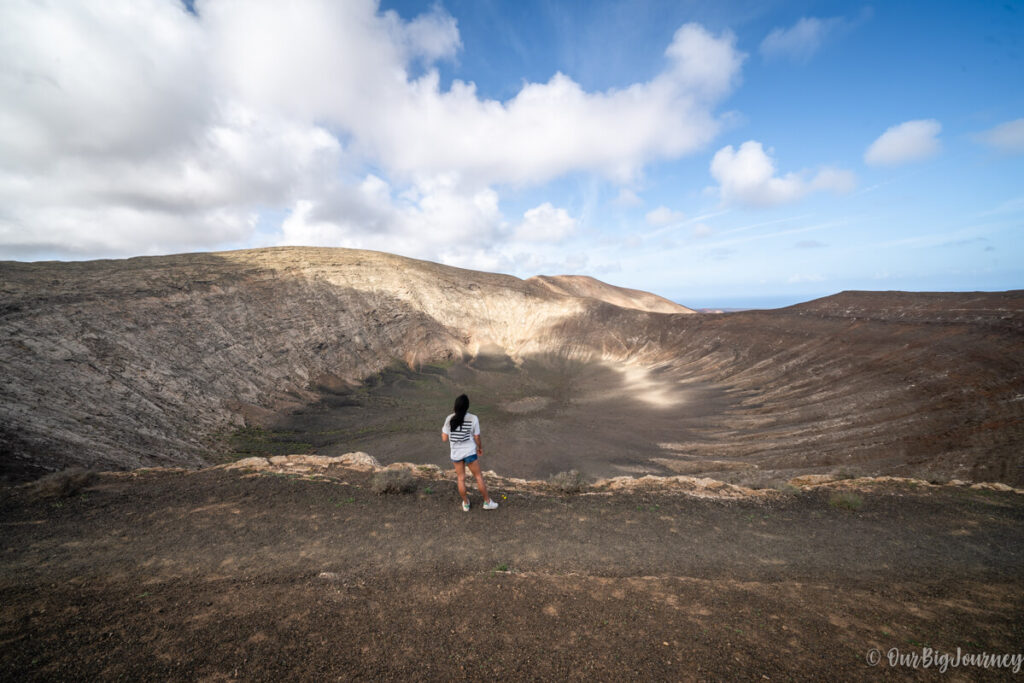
[442,394,498,512]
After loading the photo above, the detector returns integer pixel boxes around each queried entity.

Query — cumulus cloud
[645,206,685,226]
[387,4,462,64]
[278,173,507,271]
[864,119,941,166]
[0,0,345,256]
[514,203,577,243]
[710,141,854,207]
[760,17,842,62]
[973,118,1024,154]
[200,2,742,184]
[0,0,211,169]
[355,23,743,185]
[0,0,744,263]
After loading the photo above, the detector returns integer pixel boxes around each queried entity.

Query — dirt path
[2,467,1022,680]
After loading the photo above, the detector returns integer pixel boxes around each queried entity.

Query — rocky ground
[2,461,1022,680]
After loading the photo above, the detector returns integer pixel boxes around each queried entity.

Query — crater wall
[2,247,1021,484]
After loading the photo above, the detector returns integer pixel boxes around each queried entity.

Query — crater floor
[256,356,745,481]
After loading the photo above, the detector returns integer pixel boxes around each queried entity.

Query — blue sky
[1,0,1022,307]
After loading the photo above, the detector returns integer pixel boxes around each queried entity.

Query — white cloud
[809,167,857,193]
[612,188,644,207]
[692,223,713,238]
[760,17,842,62]
[514,203,577,243]
[645,206,685,226]
[0,0,212,169]
[0,0,744,261]
[0,0,344,257]
[351,23,743,185]
[973,118,1024,154]
[386,4,462,64]
[203,3,743,185]
[0,204,257,259]
[278,174,506,271]
[509,250,590,276]
[864,119,941,166]
[710,141,854,207]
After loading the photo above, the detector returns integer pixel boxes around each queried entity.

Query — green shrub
[370,469,416,495]
[829,491,863,511]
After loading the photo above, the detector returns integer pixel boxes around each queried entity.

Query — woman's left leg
[467,460,491,503]
[453,460,469,504]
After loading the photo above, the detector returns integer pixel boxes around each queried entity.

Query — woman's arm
[441,433,449,442]
[473,434,482,455]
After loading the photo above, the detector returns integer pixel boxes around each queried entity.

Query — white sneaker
[462,501,470,512]
[482,500,498,510]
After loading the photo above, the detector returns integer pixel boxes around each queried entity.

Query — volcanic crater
[2,246,1021,486]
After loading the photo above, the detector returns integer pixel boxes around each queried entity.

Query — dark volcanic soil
[2,468,1022,680]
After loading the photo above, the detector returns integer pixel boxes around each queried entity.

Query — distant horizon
[682,295,820,310]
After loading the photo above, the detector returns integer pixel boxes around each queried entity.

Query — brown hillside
[528,274,695,314]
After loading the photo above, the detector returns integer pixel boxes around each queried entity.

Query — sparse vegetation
[829,491,864,511]
[219,426,314,462]
[30,467,98,499]
[548,469,585,494]
[370,469,416,495]
[773,482,800,495]
[834,470,858,480]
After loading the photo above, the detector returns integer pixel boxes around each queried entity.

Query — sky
[1,1,1022,308]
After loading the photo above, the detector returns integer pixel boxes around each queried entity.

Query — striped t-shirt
[442,412,480,461]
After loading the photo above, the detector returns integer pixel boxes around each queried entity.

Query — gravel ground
[1,467,1022,680]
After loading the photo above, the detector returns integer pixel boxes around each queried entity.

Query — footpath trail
[1,466,1022,680]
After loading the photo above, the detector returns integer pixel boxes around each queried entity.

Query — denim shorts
[455,454,478,465]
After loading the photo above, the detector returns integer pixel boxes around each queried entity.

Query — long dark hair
[450,394,469,432]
